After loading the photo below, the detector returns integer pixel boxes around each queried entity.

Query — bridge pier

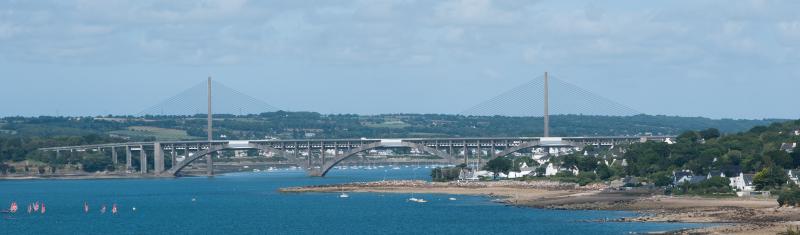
[463,140,468,165]
[125,146,132,172]
[306,142,311,169]
[320,142,325,166]
[154,142,164,174]
[170,145,176,169]
[477,141,482,167]
[206,145,214,176]
[139,145,147,174]
[111,146,118,164]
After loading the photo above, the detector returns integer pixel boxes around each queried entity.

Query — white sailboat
[339,186,349,198]
[408,159,426,203]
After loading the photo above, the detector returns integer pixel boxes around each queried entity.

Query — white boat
[408,197,419,202]
[339,193,349,198]
[448,197,457,201]
[392,167,401,170]
[416,199,427,203]
[252,169,261,172]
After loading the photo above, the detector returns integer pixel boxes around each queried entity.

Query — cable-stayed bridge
[39,73,671,177]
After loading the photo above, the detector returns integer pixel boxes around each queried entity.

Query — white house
[544,163,579,176]
[507,162,535,179]
[780,143,797,153]
[787,169,800,185]
[674,171,707,185]
[729,173,755,192]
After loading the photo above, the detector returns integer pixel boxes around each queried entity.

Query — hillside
[0,112,782,141]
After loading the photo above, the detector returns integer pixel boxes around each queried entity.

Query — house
[787,169,800,185]
[674,171,707,185]
[707,170,726,178]
[507,162,535,179]
[533,154,551,165]
[780,143,797,153]
[543,163,579,176]
[729,173,755,191]
[673,171,693,185]
[794,129,800,136]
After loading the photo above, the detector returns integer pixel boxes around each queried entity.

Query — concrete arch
[309,141,456,177]
[167,144,298,176]
[168,145,225,176]
[487,141,542,163]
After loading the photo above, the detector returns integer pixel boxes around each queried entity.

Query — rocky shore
[280,180,800,234]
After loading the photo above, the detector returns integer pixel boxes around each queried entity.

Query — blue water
[1,167,707,234]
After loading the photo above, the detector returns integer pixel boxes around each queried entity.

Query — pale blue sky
[0,0,798,119]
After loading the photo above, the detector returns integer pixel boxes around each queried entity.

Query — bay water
[1,167,708,234]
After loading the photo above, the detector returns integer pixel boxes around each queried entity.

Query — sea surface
[1,167,708,234]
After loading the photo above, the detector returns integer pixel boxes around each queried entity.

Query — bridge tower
[543,72,549,137]
[206,77,214,176]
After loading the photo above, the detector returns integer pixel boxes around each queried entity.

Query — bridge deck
[38,136,674,151]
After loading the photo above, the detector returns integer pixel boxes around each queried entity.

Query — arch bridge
[38,136,673,177]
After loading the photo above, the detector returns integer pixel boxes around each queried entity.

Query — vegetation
[753,167,790,191]
[778,188,800,207]
[430,167,463,182]
[0,113,778,140]
[483,157,513,179]
[672,176,734,196]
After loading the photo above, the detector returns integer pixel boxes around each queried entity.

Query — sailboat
[9,201,18,213]
[84,202,89,213]
[111,204,118,215]
[407,160,426,203]
[100,204,107,214]
[40,203,45,214]
[339,186,349,198]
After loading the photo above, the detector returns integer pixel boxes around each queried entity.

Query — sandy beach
[280,180,800,234]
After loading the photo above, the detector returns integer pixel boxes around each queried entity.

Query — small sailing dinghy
[339,186,349,198]
[111,204,118,215]
[84,202,89,213]
[5,201,18,213]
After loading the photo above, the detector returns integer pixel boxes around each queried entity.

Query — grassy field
[109,126,197,141]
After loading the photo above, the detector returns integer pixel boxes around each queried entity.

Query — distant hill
[0,112,784,141]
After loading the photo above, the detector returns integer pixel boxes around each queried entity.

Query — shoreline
[280,180,797,234]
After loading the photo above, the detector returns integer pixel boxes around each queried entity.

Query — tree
[430,167,461,182]
[677,131,701,143]
[792,146,800,168]
[0,163,8,175]
[753,166,789,190]
[650,171,673,187]
[764,150,793,169]
[699,128,721,140]
[483,157,513,179]
[81,153,114,172]
[595,164,613,180]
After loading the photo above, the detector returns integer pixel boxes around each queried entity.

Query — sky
[0,0,798,119]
